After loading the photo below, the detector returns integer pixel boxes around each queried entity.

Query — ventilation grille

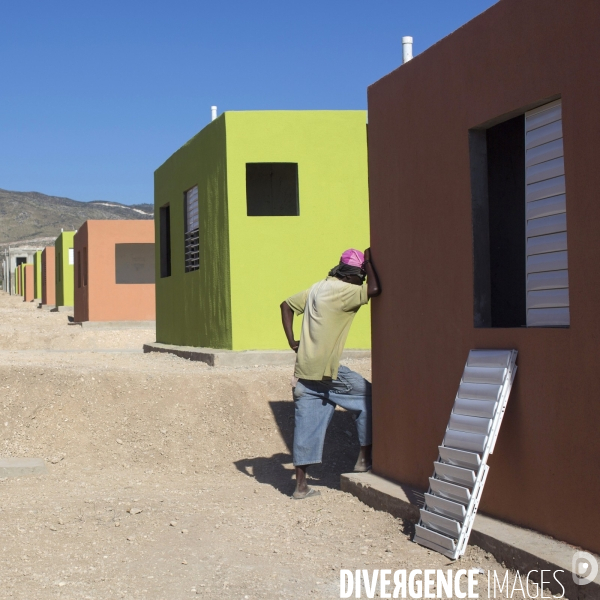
[184,186,199,273]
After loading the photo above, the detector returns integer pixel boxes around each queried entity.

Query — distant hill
[0,188,154,246]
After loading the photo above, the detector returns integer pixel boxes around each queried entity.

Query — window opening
[160,204,172,278]
[470,99,568,328]
[184,186,199,273]
[83,247,88,286]
[246,163,299,216]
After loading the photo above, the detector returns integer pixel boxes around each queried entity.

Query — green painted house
[55,231,75,307]
[154,110,371,351]
[33,250,42,300]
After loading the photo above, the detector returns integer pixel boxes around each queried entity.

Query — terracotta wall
[74,220,155,322]
[367,0,600,553]
[41,247,55,306]
[23,265,34,302]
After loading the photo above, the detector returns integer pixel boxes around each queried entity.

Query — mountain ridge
[0,188,154,246]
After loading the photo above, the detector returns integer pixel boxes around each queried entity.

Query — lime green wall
[225,111,370,350]
[55,232,75,306]
[33,251,42,299]
[154,116,231,348]
[154,111,370,351]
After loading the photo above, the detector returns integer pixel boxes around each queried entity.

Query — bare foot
[292,487,321,500]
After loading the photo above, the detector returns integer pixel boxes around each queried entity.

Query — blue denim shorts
[292,366,372,466]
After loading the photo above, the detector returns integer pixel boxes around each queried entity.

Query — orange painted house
[41,247,56,306]
[73,220,155,322]
[23,264,34,302]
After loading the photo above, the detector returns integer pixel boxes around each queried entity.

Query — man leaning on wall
[280,248,381,499]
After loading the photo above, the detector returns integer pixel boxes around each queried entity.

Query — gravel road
[0,292,555,599]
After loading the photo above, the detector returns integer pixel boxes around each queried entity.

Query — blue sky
[0,1,497,206]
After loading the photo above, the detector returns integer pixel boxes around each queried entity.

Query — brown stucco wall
[74,221,155,322]
[367,0,600,553]
[41,247,55,306]
[23,265,34,303]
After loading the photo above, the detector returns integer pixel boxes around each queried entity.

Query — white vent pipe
[402,36,413,64]
[211,106,217,121]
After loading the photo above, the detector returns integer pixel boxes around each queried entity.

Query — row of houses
[3,0,598,561]
[6,224,155,324]
[6,111,371,350]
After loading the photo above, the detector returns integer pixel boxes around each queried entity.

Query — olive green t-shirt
[286,277,369,381]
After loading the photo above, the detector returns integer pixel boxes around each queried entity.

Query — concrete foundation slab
[50,306,73,313]
[39,304,54,311]
[341,472,600,599]
[72,320,155,330]
[143,342,370,367]
[0,458,47,478]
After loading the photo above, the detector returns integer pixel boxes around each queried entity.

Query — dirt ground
[0,292,558,599]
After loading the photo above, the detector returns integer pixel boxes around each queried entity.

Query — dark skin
[280,248,381,498]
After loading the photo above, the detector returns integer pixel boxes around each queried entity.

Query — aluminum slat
[527,307,570,327]
[462,366,506,385]
[429,478,471,505]
[525,120,562,150]
[526,231,567,256]
[425,493,466,522]
[526,156,564,185]
[438,446,481,470]
[453,398,497,419]
[467,350,511,368]
[414,525,456,552]
[457,382,502,401]
[527,269,569,291]
[525,102,561,132]
[448,414,492,436]
[526,175,566,203]
[526,194,566,221]
[444,429,488,454]
[526,138,564,168]
[527,288,569,309]
[526,213,567,237]
[526,251,568,274]
[420,509,461,538]
[434,462,476,487]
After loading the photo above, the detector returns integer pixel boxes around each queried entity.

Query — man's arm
[280,301,300,352]
[363,247,381,298]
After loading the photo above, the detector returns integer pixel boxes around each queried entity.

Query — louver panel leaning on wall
[525,100,569,327]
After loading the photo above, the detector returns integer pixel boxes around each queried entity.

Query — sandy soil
[0,292,556,599]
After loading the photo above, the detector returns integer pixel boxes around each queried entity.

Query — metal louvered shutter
[525,100,569,327]
[184,186,199,273]
[414,350,518,559]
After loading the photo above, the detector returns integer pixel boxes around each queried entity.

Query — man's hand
[362,247,381,298]
[281,301,300,352]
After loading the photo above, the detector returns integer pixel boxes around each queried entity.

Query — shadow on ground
[234,400,362,497]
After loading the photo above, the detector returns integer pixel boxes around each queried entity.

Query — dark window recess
[471,114,526,328]
[16,257,26,267]
[246,163,299,216]
[160,205,172,278]
[83,247,88,286]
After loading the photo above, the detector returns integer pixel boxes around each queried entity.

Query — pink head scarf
[340,249,365,268]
